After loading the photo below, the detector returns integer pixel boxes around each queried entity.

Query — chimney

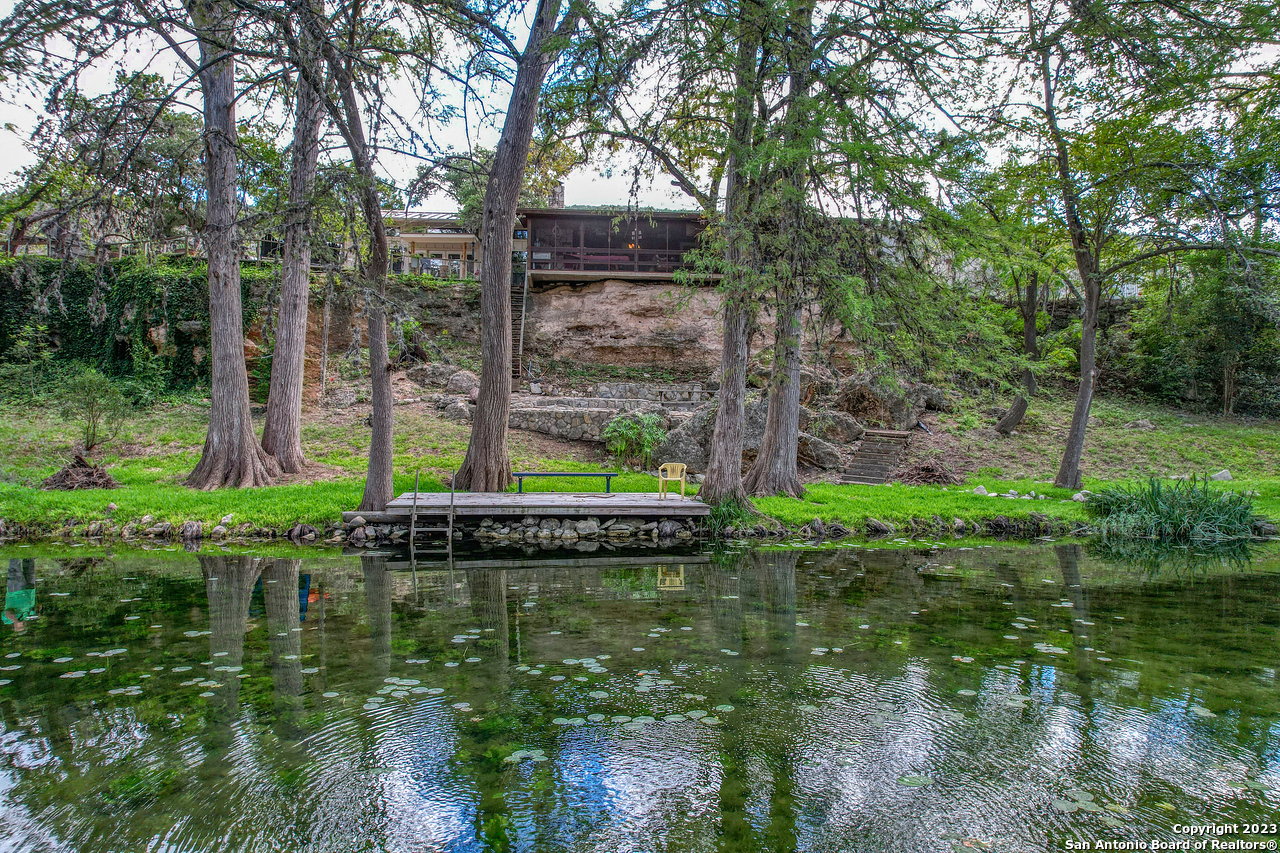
[549,182,565,209]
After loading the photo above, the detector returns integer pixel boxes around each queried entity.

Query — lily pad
[1051,799,1079,813]
[897,774,933,787]
[1189,705,1217,718]
[714,704,735,712]
[957,689,977,696]
[1063,789,1094,802]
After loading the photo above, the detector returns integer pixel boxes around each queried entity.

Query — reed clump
[1085,476,1259,543]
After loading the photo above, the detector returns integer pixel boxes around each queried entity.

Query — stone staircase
[839,429,913,485]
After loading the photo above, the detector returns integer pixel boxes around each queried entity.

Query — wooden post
[447,470,455,562]
[409,469,419,567]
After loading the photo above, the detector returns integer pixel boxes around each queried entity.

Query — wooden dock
[341,492,711,524]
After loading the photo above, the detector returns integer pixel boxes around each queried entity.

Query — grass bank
[0,393,1276,540]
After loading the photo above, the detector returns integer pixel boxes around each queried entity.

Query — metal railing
[528,247,688,274]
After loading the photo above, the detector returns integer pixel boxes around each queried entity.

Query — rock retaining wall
[594,382,716,403]
[519,396,652,411]
[507,406,617,441]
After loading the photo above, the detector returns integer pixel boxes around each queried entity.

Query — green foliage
[0,319,53,399]
[1128,252,1280,416]
[0,256,269,392]
[1085,477,1259,543]
[601,412,667,469]
[56,365,130,451]
[706,498,757,537]
[432,142,580,234]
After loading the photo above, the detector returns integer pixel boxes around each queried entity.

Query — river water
[0,541,1277,852]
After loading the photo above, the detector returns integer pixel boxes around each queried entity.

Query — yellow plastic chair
[658,462,687,500]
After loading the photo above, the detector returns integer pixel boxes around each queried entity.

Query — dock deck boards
[343,492,710,523]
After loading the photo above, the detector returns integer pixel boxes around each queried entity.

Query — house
[381,207,710,281]
[382,211,485,278]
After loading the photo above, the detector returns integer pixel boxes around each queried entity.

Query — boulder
[180,520,203,542]
[651,398,767,473]
[1210,469,1232,481]
[835,372,952,430]
[654,399,854,472]
[446,369,480,395]
[575,519,600,537]
[406,362,459,388]
[657,519,683,538]
[867,518,893,534]
[442,399,472,422]
[799,409,864,443]
[797,433,842,469]
[1124,419,1156,431]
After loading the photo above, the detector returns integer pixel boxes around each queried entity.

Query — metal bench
[512,471,620,493]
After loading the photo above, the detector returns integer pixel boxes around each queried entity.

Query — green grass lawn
[1,395,1276,537]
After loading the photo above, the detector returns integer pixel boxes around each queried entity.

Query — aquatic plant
[601,412,666,469]
[1085,476,1259,543]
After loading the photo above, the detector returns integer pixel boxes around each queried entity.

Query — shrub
[602,412,666,469]
[57,366,131,451]
[1085,476,1259,544]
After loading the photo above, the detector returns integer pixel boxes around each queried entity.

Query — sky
[0,0,687,214]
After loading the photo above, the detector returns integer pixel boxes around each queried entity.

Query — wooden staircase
[511,271,528,380]
[839,429,912,485]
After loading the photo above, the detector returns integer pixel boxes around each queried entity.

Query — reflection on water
[0,542,1278,852]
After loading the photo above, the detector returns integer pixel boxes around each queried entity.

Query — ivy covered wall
[0,256,271,389]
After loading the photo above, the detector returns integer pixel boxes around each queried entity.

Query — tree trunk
[743,0,812,499]
[310,32,392,511]
[1041,46,1101,491]
[701,293,754,505]
[997,277,1039,435]
[699,0,762,508]
[261,70,324,473]
[744,289,804,497]
[1055,307,1096,489]
[456,0,575,492]
[185,4,280,489]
